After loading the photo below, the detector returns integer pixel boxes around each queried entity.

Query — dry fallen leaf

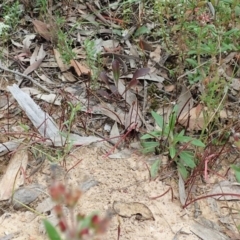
[191,221,229,240]
[23,57,45,75]
[139,38,155,51]
[150,45,162,63]
[32,20,52,41]
[113,201,154,221]
[35,93,62,105]
[178,172,186,206]
[110,122,120,145]
[70,59,90,76]
[92,103,125,125]
[8,84,101,146]
[177,85,193,117]
[165,84,175,92]
[210,181,240,201]
[53,49,69,72]
[178,105,205,131]
[53,49,76,82]
[0,146,28,201]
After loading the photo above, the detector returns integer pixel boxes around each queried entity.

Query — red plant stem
[65,159,83,177]
[149,187,173,201]
[183,193,240,208]
[117,221,121,240]
[105,123,137,157]
[185,143,229,205]
[102,15,125,25]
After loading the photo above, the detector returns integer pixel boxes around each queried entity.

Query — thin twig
[86,2,121,29]
[0,64,51,93]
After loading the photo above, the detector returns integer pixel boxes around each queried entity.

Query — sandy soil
[0,144,236,240]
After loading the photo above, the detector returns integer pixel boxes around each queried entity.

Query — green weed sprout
[141,106,205,179]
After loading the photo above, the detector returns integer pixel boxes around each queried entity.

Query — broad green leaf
[169,146,176,159]
[43,220,62,240]
[173,105,178,113]
[141,141,159,153]
[163,125,170,136]
[179,151,196,168]
[235,6,240,16]
[173,130,189,143]
[134,25,150,37]
[151,111,164,129]
[231,165,240,183]
[141,131,162,140]
[177,130,185,138]
[177,163,188,180]
[186,58,198,67]
[191,139,205,147]
[224,28,240,36]
[177,136,192,143]
[141,141,159,148]
[150,159,161,179]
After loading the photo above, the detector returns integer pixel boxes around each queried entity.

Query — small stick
[86,2,121,29]
[0,64,51,93]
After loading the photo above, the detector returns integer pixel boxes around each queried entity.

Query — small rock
[36,197,55,213]
[12,184,45,210]
[79,178,99,192]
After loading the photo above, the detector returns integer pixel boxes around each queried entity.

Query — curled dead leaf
[113,201,154,221]
[0,146,28,200]
[178,105,205,131]
[32,20,52,42]
[177,85,193,117]
[70,60,90,76]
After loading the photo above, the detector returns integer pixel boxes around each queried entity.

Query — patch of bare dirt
[1,145,235,240]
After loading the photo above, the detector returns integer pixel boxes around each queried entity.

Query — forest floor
[0,0,240,239]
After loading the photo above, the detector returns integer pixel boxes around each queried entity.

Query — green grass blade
[43,220,62,240]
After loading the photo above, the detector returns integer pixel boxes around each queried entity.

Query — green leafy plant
[44,182,109,240]
[36,0,48,16]
[141,106,205,179]
[60,102,81,159]
[84,38,101,88]
[230,165,240,183]
[55,15,76,64]
[1,1,22,36]
[152,0,240,85]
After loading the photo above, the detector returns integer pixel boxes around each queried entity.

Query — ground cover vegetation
[0,0,240,239]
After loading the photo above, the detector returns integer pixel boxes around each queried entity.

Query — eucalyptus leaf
[112,59,120,83]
